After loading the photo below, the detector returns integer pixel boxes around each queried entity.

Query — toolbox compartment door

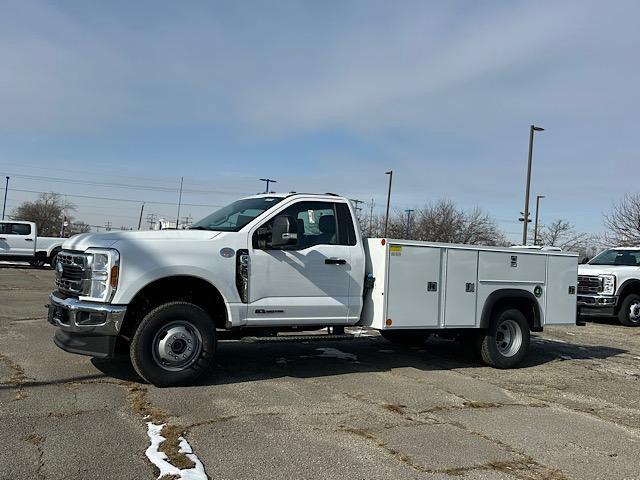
[545,255,578,325]
[386,245,441,328]
[444,249,479,327]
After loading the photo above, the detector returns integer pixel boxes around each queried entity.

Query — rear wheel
[130,301,216,386]
[478,307,530,368]
[617,294,640,327]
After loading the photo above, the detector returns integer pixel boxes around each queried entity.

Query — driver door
[247,200,352,325]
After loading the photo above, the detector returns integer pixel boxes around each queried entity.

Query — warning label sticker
[389,245,402,256]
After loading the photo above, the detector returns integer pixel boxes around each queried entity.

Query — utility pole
[176,176,184,229]
[105,221,112,231]
[137,203,145,230]
[259,178,277,193]
[404,209,415,239]
[384,170,393,238]
[146,213,158,230]
[522,125,544,245]
[368,199,374,237]
[2,176,9,220]
[533,195,545,246]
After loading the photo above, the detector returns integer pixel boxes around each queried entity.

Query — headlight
[79,248,120,302]
[598,274,616,295]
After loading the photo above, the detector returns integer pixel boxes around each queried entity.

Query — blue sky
[1,0,638,240]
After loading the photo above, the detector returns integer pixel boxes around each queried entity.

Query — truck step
[239,333,356,344]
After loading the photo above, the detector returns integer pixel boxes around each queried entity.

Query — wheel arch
[480,289,542,332]
[615,279,640,312]
[119,275,229,341]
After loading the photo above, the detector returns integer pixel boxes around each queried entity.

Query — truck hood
[578,264,638,276]
[63,230,222,251]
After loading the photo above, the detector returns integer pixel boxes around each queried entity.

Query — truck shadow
[90,334,627,387]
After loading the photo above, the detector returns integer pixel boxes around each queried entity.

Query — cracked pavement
[2,266,640,479]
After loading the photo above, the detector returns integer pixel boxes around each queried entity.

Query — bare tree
[537,218,600,258]
[365,199,506,246]
[604,193,640,246]
[11,193,76,237]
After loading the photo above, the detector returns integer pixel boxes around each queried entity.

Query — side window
[254,201,340,249]
[11,223,31,235]
[0,223,8,235]
[336,203,357,246]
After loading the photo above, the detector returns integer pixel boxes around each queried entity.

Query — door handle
[325,258,346,265]
[25,238,34,242]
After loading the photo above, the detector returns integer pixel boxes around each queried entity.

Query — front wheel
[48,249,61,269]
[130,302,217,387]
[618,294,640,327]
[478,307,530,368]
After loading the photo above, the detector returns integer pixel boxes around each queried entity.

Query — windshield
[588,249,640,266]
[190,197,283,232]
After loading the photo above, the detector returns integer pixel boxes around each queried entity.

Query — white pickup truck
[578,247,640,326]
[0,220,64,268]
[47,193,579,386]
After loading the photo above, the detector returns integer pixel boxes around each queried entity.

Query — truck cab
[578,247,640,326]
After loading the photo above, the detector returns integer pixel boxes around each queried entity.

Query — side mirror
[271,215,298,248]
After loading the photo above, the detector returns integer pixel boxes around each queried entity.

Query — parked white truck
[578,247,640,326]
[47,193,579,386]
[0,220,64,268]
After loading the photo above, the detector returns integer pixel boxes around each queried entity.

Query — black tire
[478,307,530,368]
[130,301,217,387]
[48,249,61,269]
[29,258,46,268]
[380,330,429,347]
[617,294,640,327]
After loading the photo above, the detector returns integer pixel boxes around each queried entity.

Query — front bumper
[577,294,617,317]
[47,292,127,358]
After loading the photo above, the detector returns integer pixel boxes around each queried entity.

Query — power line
[7,188,224,208]
[4,172,249,196]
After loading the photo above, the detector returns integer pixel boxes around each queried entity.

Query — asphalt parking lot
[2,265,640,480]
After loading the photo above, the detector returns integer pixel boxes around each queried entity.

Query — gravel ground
[1,265,640,480]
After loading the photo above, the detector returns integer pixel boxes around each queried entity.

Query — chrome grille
[56,252,89,296]
[578,275,600,294]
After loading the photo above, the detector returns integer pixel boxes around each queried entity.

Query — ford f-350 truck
[0,220,64,268]
[47,193,579,386]
[578,247,640,326]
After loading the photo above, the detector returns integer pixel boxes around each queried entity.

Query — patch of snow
[276,357,288,365]
[145,422,207,480]
[559,355,573,360]
[350,328,375,337]
[314,347,357,361]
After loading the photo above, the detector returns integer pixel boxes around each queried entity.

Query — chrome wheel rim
[152,321,203,372]
[495,319,522,357]
[629,301,640,323]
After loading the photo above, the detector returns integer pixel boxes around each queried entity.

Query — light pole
[522,125,544,245]
[533,195,545,246]
[2,176,8,220]
[404,209,414,238]
[383,170,393,238]
[259,178,277,193]
[176,177,184,229]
